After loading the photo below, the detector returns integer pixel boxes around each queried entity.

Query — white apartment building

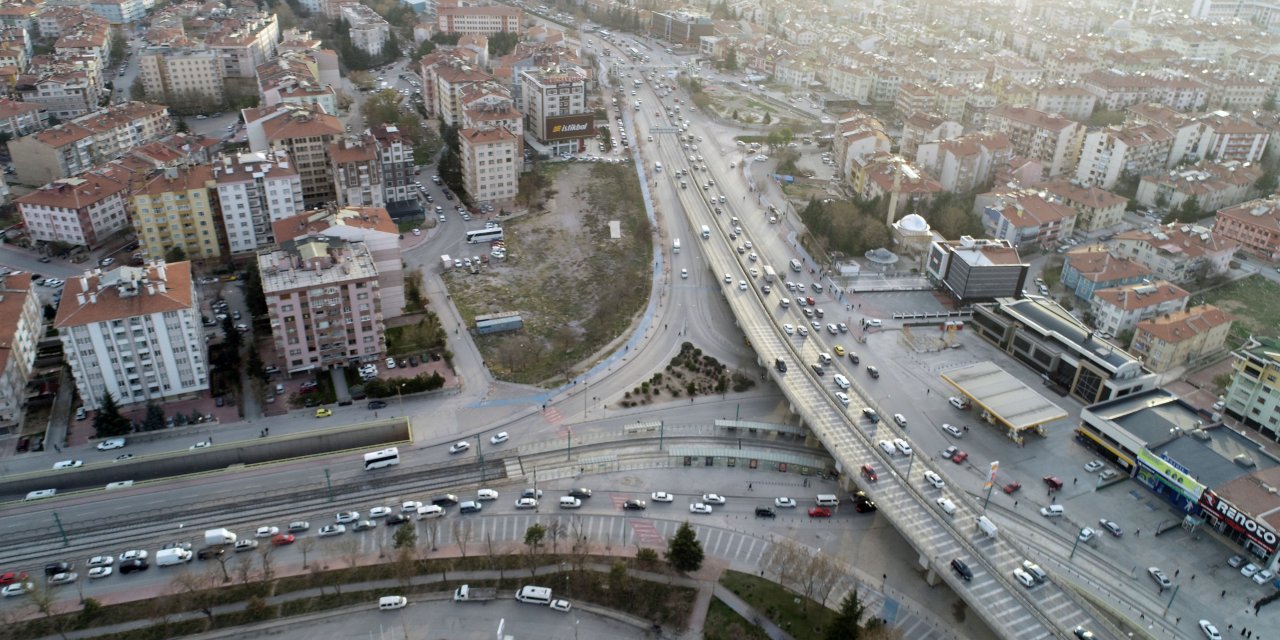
[87,0,146,24]
[55,261,208,411]
[16,174,128,248]
[1074,124,1174,190]
[1090,281,1190,336]
[214,151,305,254]
[371,124,416,206]
[340,4,389,56]
[987,105,1083,178]
[460,126,519,204]
[138,47,226,105]
[0,274,44,431]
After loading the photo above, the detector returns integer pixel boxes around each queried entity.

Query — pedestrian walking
[1174,569,1180,578]
[1073,477,1078,485]
[1224,590,1229,598]
[1014,500,1019,507]
[1136,529,1140,536]
[748,483,753,491]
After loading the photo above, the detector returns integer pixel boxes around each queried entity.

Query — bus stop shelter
[941,361,1067,443]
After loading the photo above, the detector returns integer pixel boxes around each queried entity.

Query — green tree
[725,47,738,70]
[825,589,869,640]
[1164,194,1203,224]
[763,111,772,124]
[222,315,242,352]
[246,348,266,383]
[1256,169,1277,195]
[243,260,267,318]
[164,245,186,263]
[142,402,165,431]
[93,392,132,438]
[489,31,519,57]
[524,523,546,576]
[393,521,418,549]
[664,522,704,572]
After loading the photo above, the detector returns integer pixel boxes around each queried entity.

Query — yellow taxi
[833,345,846,357]
[315,408,332,418]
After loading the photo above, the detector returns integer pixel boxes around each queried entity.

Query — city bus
[466,227,504,244]
[364,447,400,470]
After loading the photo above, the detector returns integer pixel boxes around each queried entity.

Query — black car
[569,488,592,499]
[811,363,825,376]
[367,400,387,410]
[521,488,543,499]
[854,499,878,513]
[866,366,880,379]
[119,558,148,574]
[622,499,646,510]
[196,547,224,561]
[848,352,860,364]
[754,506,776,518]
[44,561,72,577]
[431,494,459,506]
[775,358,787,373]
[386,513,409,525]
[951,558,973,582]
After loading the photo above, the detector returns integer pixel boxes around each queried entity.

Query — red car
[1003,480,1022,494]
[0,571,29,585]
[951,450,968,464]
[271,534,295,546]
[1043,476,1064,490]
[808,507,832,518]
[861,463,878,482]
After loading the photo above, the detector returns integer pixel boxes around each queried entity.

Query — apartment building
[55,261,208,410]
[436,5,520,36]
[138,47,226,106]
[915,132,1012,193]
[520,65,590,156]
[460,126,519,205]
[1214,196,1280,262]
[1195,112,1270,164]
[1042,180,1128,233]
[339,4,390,56]
[0,97,46,138]
[1125,104,1204,167]
[1060,247,1152,301]
[1131,305,1234,373]
[205,12,281,79]
[0,273,44,431]
[330,134,384,208]
[272,205,405,317]
[87,0,146,24]
[1081,70,1159,111]
[1090,281,1190,336]
[7,101,173,185]
[258,236,386,373]
[834,113,894,183]
[853,156,943,217]
[649,11,714,44]
[370,124,416,210]
[131,165,222,263]
[898,112,961,160]
[214,151,304,254]
[16,173,128,248]
[979,190,1077,248]
[1112,224,1238,284]
[1075,124,1174,190]
[14,69,100,120]
[1221,336,1280,440]
[257,53,338,116]
[1136,161,1261,213]
[435,60,495,126]
[244,104,344,208]
[827,65,873,104]
[1032,84,1097,121]
[987,105,1083,178]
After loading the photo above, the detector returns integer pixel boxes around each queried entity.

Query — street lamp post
[397,383,405,418]
[566,427,572,461]
[1069,528,1085,560]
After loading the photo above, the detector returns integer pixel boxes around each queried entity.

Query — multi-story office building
[0,273,44,431]
[520,64,591,156]
[924,237,1029,304]
[55,261,208,410]
[259,236,385,373]
[214,151,304,254]
[16,173,128,248]
[1222,335,1280,439]
[436,5,520,36]
[1213,196,1280,262]
[131,165,222,263]
[244,103,343,208]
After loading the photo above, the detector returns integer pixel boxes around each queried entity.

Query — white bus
[598,29,611,39]
[364,447,400,470]
[465,227,504,244]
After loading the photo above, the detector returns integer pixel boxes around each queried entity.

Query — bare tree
[171,570,220,624]
[809,554,843,608]
[763,540,805,593]
[569,515,589,572]
[210,549,232,583]
[485,532,504,581]
[546,519,566,556]
[256,542,277,583]
[452,519,473,558]
[309,562,327,596]
[338,536,362,572]
[24,581,68,640]
[298,537,318,570]
[234,553,254,586]
[392,545,416,587]
[421,519,440,556]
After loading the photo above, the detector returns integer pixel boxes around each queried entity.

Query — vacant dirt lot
[445,162,651,385]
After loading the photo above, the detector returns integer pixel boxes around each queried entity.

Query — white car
[119,549,148,561]
[401,501,422,513]
[255,526,279,538]
[834,391,850,406]
[689,503,713,514]
[96,437,126,451]
[1078,527,1096,543]
[1083,460,1104,472]
[701,494,726,505]
[52,460,84,469]
[190,440,212,450]
[1241,563,1260,578]
[935,497,956,515]
[798,326,809,336]
[738,280,747,291]
[88,567,112,579]
[948,396,968,410]
[368,506,392,518]
[943,424,963,438]
[878,440,897,456]
[476,489,499,501]
[680,268,688,279]
[783,324,795,335]
[385,357,397,369]
[723,273,732,283]
[650,491,674,503]
[1252,569,1274,585]
[833,374,850,390]
[449,441,471,454]
[318,524,346,537]
[234,540,258,552]
[417,505,445,519]
[87,555,114,567]
[490,432,509,445]
[893,414,908,428]
[1199,620,1222,640]
[1012,567,1036,588]
[2,582,33,597]
[335,511,359,524]
[774,497,797,508]
[923,471,944,489]
[893,438,913,456]
[549,599,572,612]
[515,498,538,509]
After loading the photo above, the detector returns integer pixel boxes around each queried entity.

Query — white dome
[898,214,929,232]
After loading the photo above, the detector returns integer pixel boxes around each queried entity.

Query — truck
[762,265,777,283]
[453,584,498,602]
[700,225,710,239]
[977,515,999,539]
[441,254,452,270]
[204,528,238,546]
[156,548,193,566]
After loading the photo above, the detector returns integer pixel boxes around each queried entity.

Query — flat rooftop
[997,297,1143,372]
[941,361,1068,432]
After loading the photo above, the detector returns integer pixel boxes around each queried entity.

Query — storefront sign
[1200,490,1278,553]
[1137,448,1204,499]
[544,114,595,141]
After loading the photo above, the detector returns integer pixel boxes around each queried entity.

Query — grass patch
[719,570,837,640]
[1198,274,1280,346]
[705,597,771,640]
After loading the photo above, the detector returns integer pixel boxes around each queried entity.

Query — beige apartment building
[138,47,226,106]
[259,236,385,373]
[1130,305,1233,373]
[16,173,129,248]
[1112,224,1238,284]
[0,273,44,431]
[131,165,222,263]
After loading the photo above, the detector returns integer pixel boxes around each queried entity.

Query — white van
[815,494,840,507]
[156,548,193,566]
[379,595,408,610]
[789,258,802,272]
[1039,504,1065,518]
[559,496,582,509]
[24,488,56,501]
[516,585,553,604]
[818,352,832,365]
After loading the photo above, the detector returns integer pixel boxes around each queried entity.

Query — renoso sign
[1200,490,1278,553]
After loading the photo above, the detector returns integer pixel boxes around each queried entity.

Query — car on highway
[335,512,359,524]
[701,494,726,505]
[948,396,969,410]
[1148,567,1172,590]
[272,534,295,546]
[835,391,850,406]
[367,400,387,410]
[318,525,345,537]
[798,326,809,336]
[1084,460,1104,472]
[935,496,957,515]
[96,438,126,451]
[49,458,81,470]
[477,489,499,501]
[449,441,471,454]
[893,438,912,456]
[87,556,113,567]
[88,567,112,579]
[1043,476,1064,490]
[1099,519,1123,537]
[1012,567,1036,588]
[878,440,897,455]
[807,507,832,518]
[1077,527,1096,543]
[2,582,33,597]
[951,558,973,582]
[0,571,28,585]
[416,505,445,519]
[689,503,712,514]
[833,345,845,356]
[833,374,850,390]
[48,572,78,586]
[623,499,647,510]
[852,492,877,513]
[190,440,212,450]
[774,497,797,508]
[369,506,393,518]
[315,407,332,418]
[1199,620,1223,640]
[569,488,593,499]
[255,526,279,538]
[651,492,674,502]
[862,408,880,423]
[866,365,879,378]
[234,540,258,553]
[861,464,878,482]
[352,520,376,532]
[782,323,794,335]
[118,558,148,574]
[1002,479,1020,493]
[490,432,509,445]
[514,498,538,509]
[923,471,945,489]
[119,550,148,562]
[401,501,422,513]
[943,424,963,438]
[288,521,310,533]
[550,599,572,612]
